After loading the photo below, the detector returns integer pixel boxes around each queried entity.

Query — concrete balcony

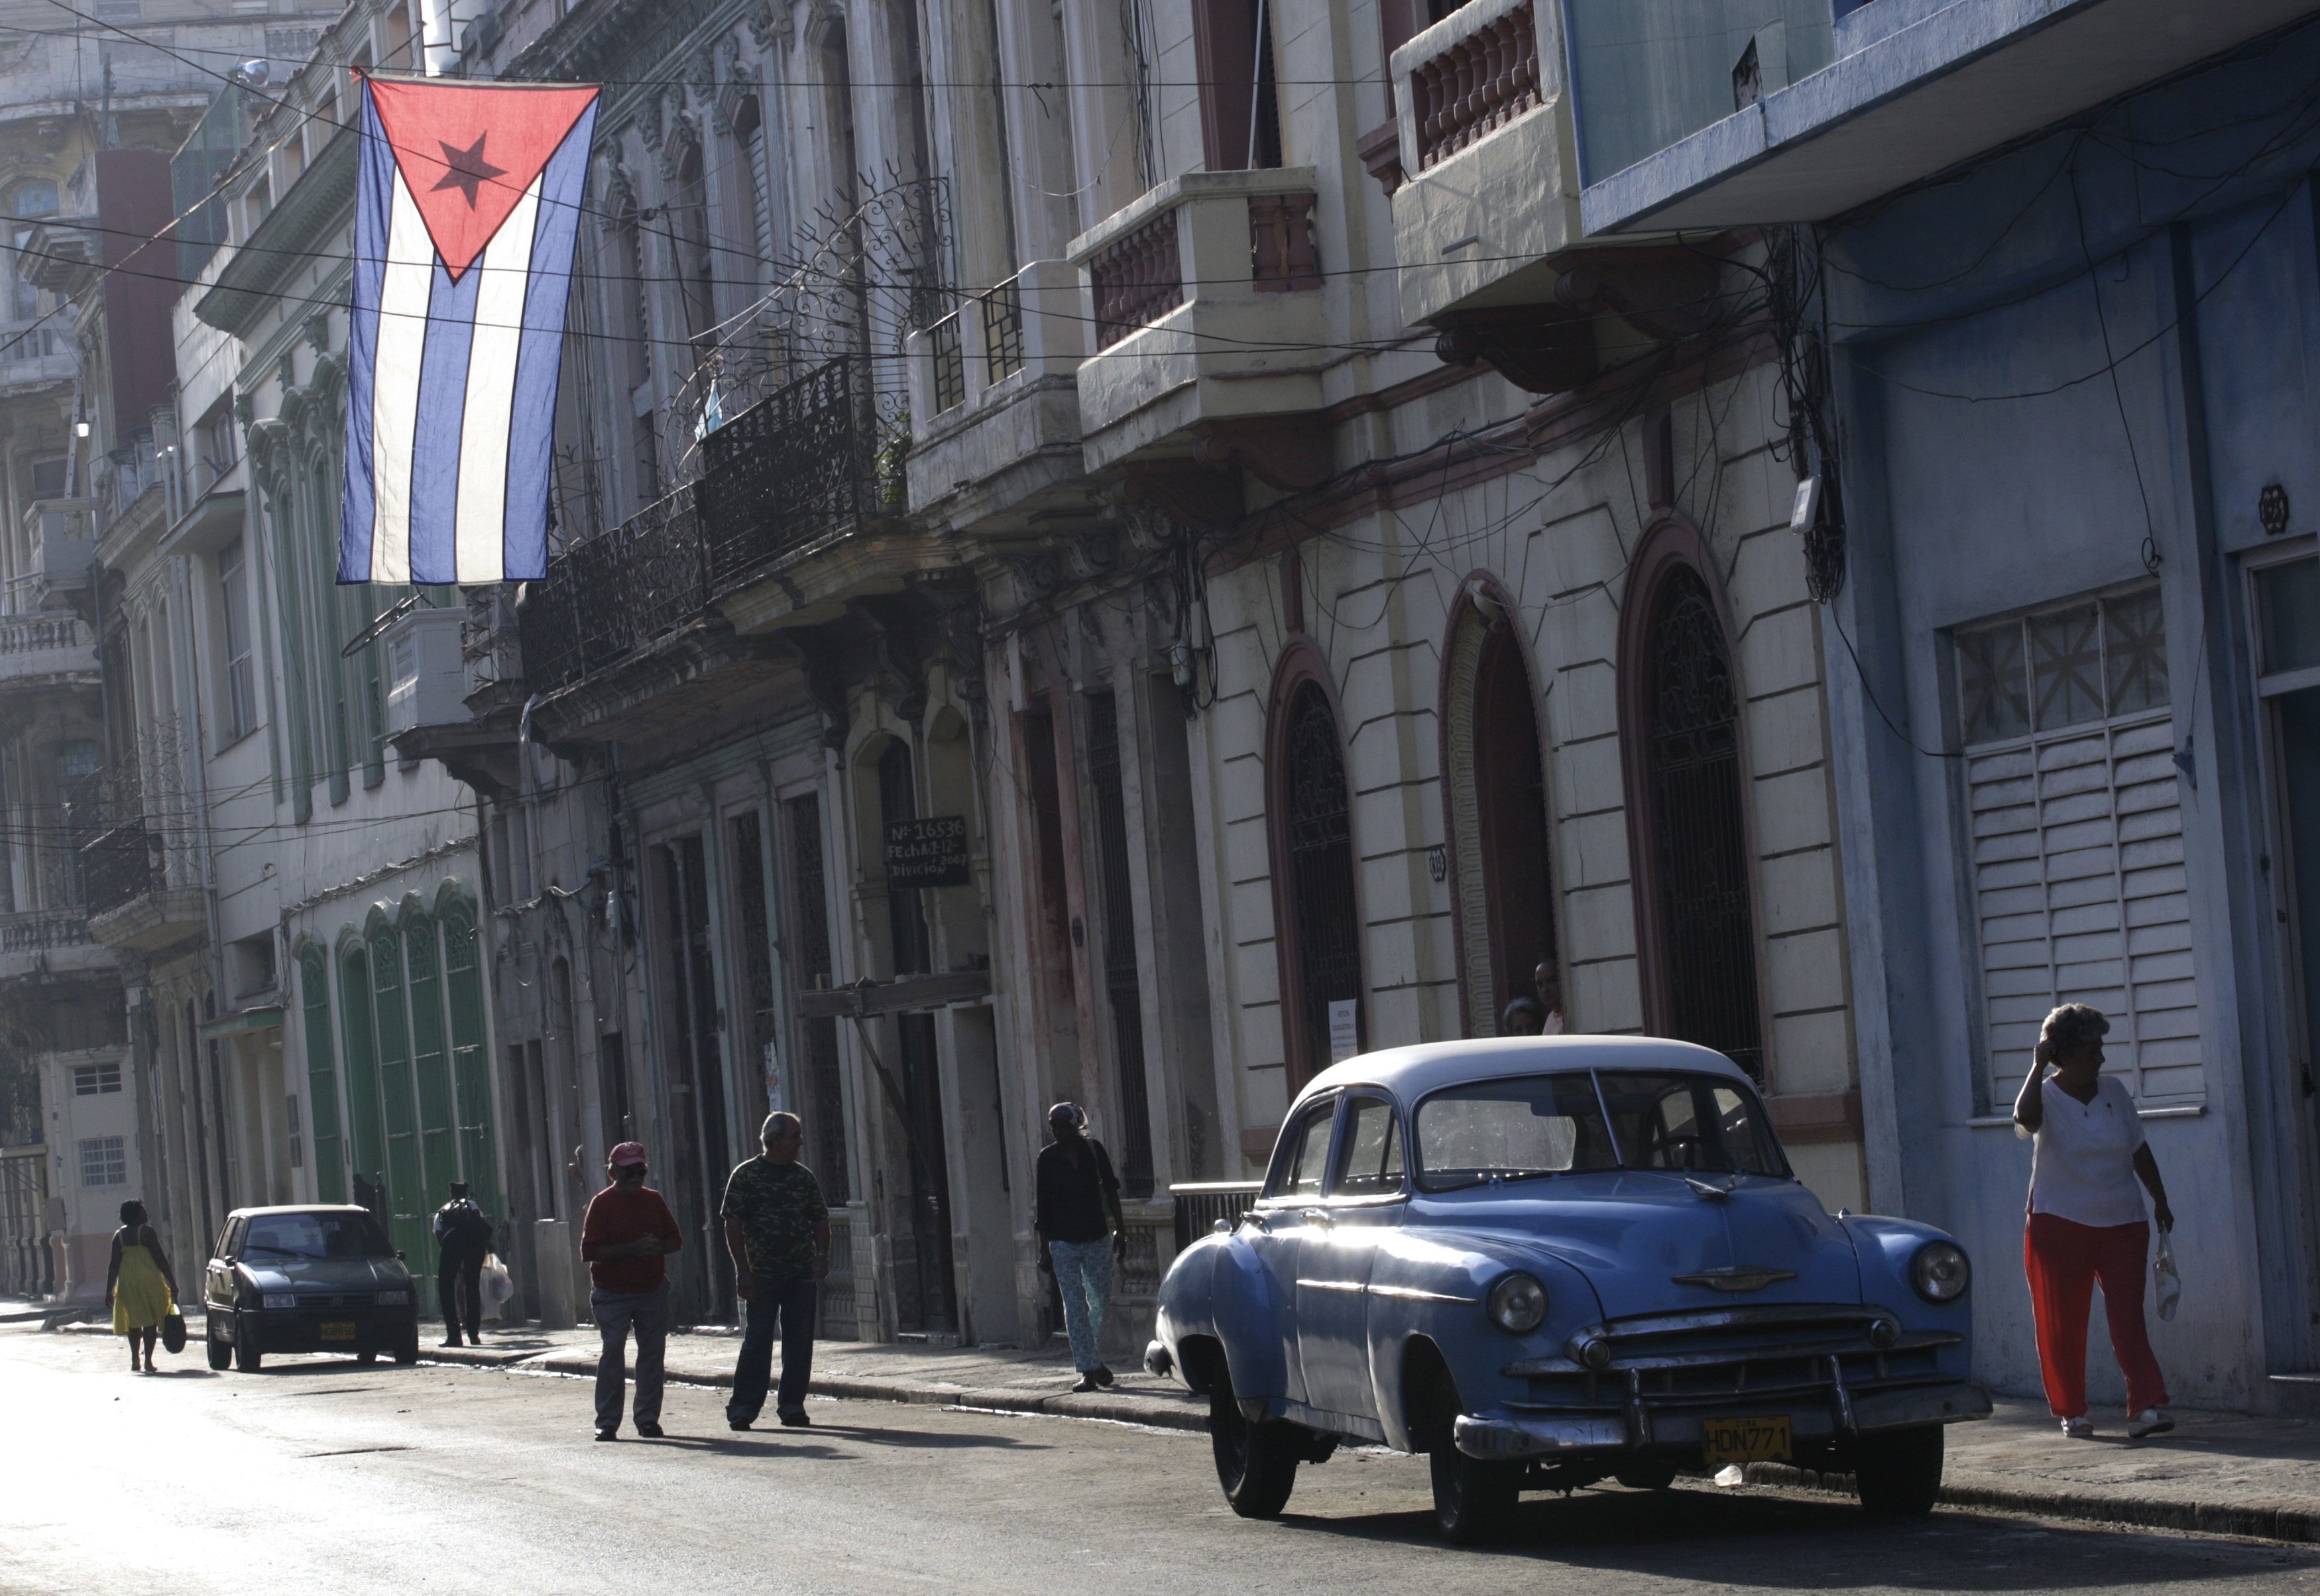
[0,319,74,398]
[15,498,99,614]
[903,262,1092,536]
[1580,0,2320,235]
[1066,169,1333,515]
[82,821,206,954]
[1389,0,1585,328]
[0,908,114,987]
[0,608,98,699]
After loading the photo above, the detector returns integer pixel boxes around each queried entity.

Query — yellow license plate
[319,1322,357,1341]
[1702,1414,1792,1466]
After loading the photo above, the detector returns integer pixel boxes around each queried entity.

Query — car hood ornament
[1672,1266,1800,1293]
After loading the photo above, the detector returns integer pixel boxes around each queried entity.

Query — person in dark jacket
[1035,1102,1126,1392]
[432,1180,493,1347]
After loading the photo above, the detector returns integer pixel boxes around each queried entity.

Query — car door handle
[1301,1208,1332,1227]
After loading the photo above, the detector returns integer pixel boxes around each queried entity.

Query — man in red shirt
[580,1141,683,1441]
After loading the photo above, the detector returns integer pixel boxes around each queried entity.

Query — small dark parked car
[204,1206,421,1371]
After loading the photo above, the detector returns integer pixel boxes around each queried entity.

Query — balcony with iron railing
[901,262,1089,532]
[518,355,883,707]
[82,817,206,953]
[1063,170,1332,495]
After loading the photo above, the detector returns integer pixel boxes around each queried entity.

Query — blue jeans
[729,1274,817,1424]
[1049,1237,1114,1373]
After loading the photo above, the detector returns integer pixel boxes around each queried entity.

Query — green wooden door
[299,947,346,1204]
[340,948,385,1209]
[404,911,461,1211]
[443,899,502,1228]
[369,921,429,1281]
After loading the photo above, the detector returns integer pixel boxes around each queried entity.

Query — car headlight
[261,1293,296,1310]
[1910,1241,1971,1303]
[377,1290,410,1306]
[1487,1272,1548,1334]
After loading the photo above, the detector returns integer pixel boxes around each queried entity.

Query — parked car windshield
[1414,1071,1786,1190]
[239,1211,394,1261]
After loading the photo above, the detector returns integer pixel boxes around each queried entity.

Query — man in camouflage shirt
[721,1112,831,1429]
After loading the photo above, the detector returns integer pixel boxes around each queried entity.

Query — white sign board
[1327,999,1362,1064]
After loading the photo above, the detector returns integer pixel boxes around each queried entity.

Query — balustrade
[1410,0,1541,170]
[1089,211,1185,348]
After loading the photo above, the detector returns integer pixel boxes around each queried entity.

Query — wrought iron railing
[699,355,878,587]
[520,483,709,694]
[521,359,880,695]
[80,821,165,917]
[1089,210,1185,347]
[1410,0,1542,170]
[927,311,966,414]
[980,275,1025,386]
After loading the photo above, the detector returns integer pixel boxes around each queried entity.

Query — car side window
[1332,1096,1405,1198]
[217,1218,243,1259]
[1267,1100,1336,1200]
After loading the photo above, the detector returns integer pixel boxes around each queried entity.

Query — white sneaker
[2128,1408,2174,1439]
[2061,1416,2095,1439]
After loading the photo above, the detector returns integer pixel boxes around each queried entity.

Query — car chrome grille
[1503,1303,1959,1414]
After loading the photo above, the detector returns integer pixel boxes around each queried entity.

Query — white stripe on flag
[451,176,542,585]
[369,168,433,585]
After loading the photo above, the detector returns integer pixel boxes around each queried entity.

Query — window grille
[1281,682,1362,1082]
[80,1135,126,1188]
[1954,584,2197,1106]
[73,1060,122,1096]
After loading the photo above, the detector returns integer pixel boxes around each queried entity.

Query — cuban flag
[341,74,600,585]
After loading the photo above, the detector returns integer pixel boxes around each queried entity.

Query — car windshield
[240,1212,394,1261]
[1414,1071,1787,1191]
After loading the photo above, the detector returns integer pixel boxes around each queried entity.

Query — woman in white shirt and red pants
[2014,1002,2175,1440]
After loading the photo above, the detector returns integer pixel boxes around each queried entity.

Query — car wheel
[356,1350,378,1365]
[1206,1365,1300,1518]
[1429,1438,1522,1544]
[205,1317,231,1371]
[1853,1424,1944,1516]
[232,1317,264,1373]
[1614,1459,1679,1491]
[392,1327,420,1367]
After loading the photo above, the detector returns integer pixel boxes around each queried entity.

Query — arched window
[443,897,500,1222]
[668,141,717,356]
[1444,597,1558,1034]
[298,946,346,1202]
[1273,673,1362,1084]
[339,944,384,1212]
[1633,561,1765,1079]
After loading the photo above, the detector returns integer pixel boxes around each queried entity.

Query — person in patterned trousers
[722,1112,831,1430]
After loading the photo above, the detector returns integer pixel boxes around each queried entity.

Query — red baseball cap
[608,1141,648,1168]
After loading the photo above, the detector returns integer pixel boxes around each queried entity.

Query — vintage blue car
[1145,1036,1990,1540]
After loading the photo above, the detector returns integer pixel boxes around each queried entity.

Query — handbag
[2153,1231,2181,1322]
[161,1312,187,1354]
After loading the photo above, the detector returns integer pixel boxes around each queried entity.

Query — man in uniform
[721,1112,831,1430]
[432,1180,493,1348]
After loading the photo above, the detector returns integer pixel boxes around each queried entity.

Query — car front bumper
[239,1306,418,1354]
[1454,1380,1993,1461]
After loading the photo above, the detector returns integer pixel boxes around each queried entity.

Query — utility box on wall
[384,606,468,736]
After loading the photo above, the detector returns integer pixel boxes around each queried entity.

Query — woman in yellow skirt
[107,1200,179,1373]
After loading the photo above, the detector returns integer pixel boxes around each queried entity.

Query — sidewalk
[62,1315,2320,1542]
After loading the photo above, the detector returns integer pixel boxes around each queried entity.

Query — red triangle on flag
[367,76,599,282]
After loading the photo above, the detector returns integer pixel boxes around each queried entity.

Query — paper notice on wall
[1328,999,1361,1064]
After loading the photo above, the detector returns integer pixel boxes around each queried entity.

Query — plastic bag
[479,1253,514,1320]
[2153,1231,2180,1322]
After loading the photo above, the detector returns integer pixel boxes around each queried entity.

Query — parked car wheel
[392,1327,420,1367]
[1429,1438,1521,1544]
[1614,1459,1679,1492]
[1206,1367,1300,1518]
[205,1318,231,1371]
[1853,1424,1944,1516]
[356,1350,377,1365]
[232,1317,264,1373]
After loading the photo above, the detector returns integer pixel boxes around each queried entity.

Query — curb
[1746,1461,2320,1544]
[426,1342,1212,1433]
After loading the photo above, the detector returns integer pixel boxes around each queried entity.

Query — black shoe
[594,1428,618,1442]
[1072,1373,1102,1393]
[440,1337,463,1348]
[778,1408,811,1428]
[1092,1365,1116,1388]
[635,1421,665,1438]
[729,1418,752,1432]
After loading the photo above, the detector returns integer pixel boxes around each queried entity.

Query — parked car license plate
[319,1321,357,1341]
[1702,1414,1791,1465]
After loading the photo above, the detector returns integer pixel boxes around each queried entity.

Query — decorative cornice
[196,123,358,338]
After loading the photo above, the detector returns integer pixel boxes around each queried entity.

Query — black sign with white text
[885,815,972,888]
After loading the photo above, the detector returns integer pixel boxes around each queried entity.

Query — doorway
[879,741,958,1336]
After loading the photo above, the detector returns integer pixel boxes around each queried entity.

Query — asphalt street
[9,1327,2318,1596]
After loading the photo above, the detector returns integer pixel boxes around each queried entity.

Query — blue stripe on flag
[406,255,483,585]
[502,102,598,583]
[338,93,396,583]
